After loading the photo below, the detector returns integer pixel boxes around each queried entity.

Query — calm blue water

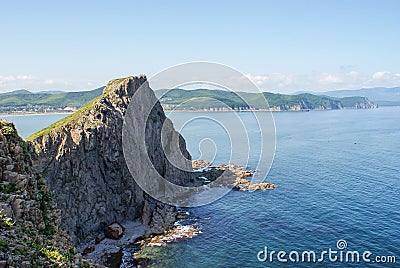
[150,107,400,267]
[4,108,400,267]
[0,114,69,138]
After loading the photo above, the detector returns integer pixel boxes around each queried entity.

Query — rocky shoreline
[0,121,274,267]
[75,210,200,267]
[77,221,147,267]
[1,76,276,268]
[192,160,275,191]
[132,212,201,268]
[77,160,275,267]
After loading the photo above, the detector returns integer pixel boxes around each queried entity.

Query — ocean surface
[4,107,400,267]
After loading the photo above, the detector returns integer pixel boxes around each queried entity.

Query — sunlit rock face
[30,76,192,243]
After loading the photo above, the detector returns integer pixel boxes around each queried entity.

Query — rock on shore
[192,162,275,191]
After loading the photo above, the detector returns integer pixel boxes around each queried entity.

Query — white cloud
[243,73,296,89]
[0,75,60,92]
[43,79,54,85]
[347,71,359,79]
[243,73,268,85]
[17,75,35,80]
[372,71,391,80]
[320,74,342,84]
[0,75,35,84]
[239,70,400,93]
[1,70,399,94]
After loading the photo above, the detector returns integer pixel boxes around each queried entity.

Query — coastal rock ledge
[28,75,192,245]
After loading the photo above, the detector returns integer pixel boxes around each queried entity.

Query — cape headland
[1,75,274,267]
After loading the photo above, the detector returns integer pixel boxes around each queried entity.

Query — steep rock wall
[29,76,192,243]
[0,121,91,267]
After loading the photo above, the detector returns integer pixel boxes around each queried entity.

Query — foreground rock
[233,180,275,191]
[78,220,148,267]
[104,222,125,240]
[133,211,201,267]
[0,121,94,267]
[136,224,200,248]
[28,76,192,244]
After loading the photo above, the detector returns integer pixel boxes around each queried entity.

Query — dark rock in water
[104,222,126,239]
[134,257,151,268]
[233,182,275,191]
[176,214,189,219]
[103,249,123,268]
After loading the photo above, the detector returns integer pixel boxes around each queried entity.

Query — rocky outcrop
[192,160,212,170]
[28,76,192,244]
[268,97,378,111]
[192,163,275,191]
[0,121,93,267]
[269,98,343,111]
[350,97,378,109]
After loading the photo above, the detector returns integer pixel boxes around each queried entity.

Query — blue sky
[1,0,399,93]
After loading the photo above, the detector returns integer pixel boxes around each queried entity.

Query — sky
[1,0,400,93]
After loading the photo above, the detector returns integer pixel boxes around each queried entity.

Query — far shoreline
[0,112,74,117]
[0,105,392,118]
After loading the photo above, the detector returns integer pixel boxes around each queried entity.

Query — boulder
[104,222,125,239]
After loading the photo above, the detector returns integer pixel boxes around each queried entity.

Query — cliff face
[268,98,344,111]
[344,97,378,109]
[28,76,192,243]
[158,88,378,111]
[267,97,378,111]
[0,121,89,267]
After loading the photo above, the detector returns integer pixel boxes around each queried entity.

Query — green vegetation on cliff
[0,121,94,267]
[25,78,132,141]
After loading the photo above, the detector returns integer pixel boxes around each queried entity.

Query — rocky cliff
[268,98,343,111]
[27,76,192,244]
[0,121,93,267]
[157,88,378,112]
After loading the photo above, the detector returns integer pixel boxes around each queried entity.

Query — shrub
[0,239,9,252]
[1,125,15,135]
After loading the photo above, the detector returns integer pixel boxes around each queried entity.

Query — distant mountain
[156,88,377,111]
[0,89,67,95]
[0,87,104,113]
[0,86,377,114]
[0,89,32,96]
[298,87,400,106]
[37,90,66,94]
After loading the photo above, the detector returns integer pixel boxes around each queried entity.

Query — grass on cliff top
[26,77,132,141]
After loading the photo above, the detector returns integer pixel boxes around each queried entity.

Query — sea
[3,106,399,267]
